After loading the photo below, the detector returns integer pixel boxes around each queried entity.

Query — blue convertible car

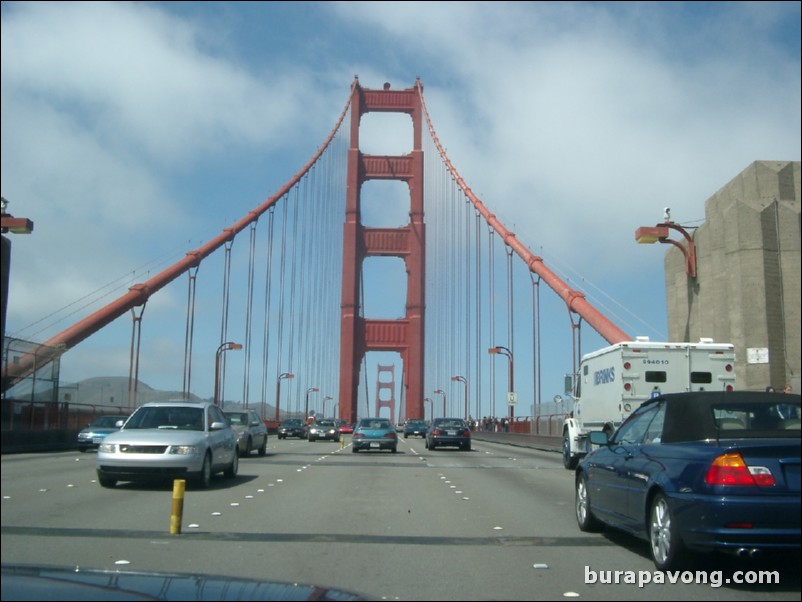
[575,391,800,570]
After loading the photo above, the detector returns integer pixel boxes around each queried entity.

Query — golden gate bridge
[2,78,633,435]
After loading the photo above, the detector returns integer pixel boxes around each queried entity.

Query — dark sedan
[403,419,428,438]
[277,418,307,439]
[425,417,471,451]
[575,391,801,570]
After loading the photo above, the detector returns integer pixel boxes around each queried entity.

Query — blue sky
[2,1,800,415]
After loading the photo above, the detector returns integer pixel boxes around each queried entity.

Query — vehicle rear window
[712,402,801,435]
[645,371,667,383]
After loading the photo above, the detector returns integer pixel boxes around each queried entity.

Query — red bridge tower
[338,80,425,424]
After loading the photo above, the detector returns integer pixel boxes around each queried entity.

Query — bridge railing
[1,398,134,453]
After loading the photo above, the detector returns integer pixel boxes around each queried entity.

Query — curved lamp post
[214,342,242,407]
[323,395,333,417]
[305,387,319,420]
[489,345,515,420]
[274,372,294,421]
[451,375,468,420]
[434,389,446,418]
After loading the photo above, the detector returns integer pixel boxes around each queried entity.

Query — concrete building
[664,160,800,393]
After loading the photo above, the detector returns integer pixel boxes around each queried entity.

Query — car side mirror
[210,421,227,431]
[589,431,609,446]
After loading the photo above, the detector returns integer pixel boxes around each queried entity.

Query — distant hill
[66,376,297,419]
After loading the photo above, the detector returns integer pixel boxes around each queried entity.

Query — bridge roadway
[2,436,799,601]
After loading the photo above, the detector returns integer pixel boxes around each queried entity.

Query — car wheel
[391,446,397,453]
[241,437,252,457]
[649,492,686,571]
[462,443,471,451]
[225,450,239,479]
[258,436,267,456]
[575,472,603,532]
[198,453,212,488]
[352,446,359,453]
[78,446,87,453]
[563,432,578,469]
[97,474,116,488]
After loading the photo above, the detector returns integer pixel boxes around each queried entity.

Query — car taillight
[432,428,441,436]
[705,452,776,487]
[353,433,363,439]
[384,432,396,439]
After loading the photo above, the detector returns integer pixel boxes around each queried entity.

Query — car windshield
[92,416,125,428]
[359,419,391,430]
[124,406,205,431]
[435,419,465,429]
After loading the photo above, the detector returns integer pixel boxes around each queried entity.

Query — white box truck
[561,337,735,469]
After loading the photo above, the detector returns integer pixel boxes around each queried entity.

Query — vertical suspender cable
[182,266,199,399]
[475,210,482,422]
[242,221,257,409]
[287,186,301,414]
[219,241,233,403]
[260,208,276,420]
[488,227,495,419]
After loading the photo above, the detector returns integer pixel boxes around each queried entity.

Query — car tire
[352,446,359,453]
[391,446,397,453]
[225,450,239,479]
[649,492,686,571]
[78,446,88,453]
[563,432,578,469]
[462,443,471,451]
[97,474,117,488]
[575,472,603,532]
[258,436,267,456]
[241,437,252,457]
[198,453,212,488]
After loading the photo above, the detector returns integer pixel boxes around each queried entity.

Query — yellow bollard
[340,435,345,449]
[170,479,186,535]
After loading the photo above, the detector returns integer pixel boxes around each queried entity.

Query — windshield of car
[434,419,465,429]
[315,420,336,427]
[124,406,205,431]
[92,415,126,428]
[359,419,391,430]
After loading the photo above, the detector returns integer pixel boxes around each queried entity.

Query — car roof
[644,391,800,443]
[139,400,211,408]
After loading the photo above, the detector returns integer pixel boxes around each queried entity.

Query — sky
[2,1,800,415]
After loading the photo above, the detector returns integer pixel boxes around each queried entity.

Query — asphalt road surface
[2,436,800,600]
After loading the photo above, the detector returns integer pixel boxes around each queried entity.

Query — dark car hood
[1,564,367,601]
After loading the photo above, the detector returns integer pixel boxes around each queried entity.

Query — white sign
[747,348,769,364]
[507,392,518,405]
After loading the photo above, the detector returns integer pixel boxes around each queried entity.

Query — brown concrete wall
[665,161,800,393]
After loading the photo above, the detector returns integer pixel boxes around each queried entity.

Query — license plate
[370,442,380,448]
[446,430,457,436]
[93,437,103,444]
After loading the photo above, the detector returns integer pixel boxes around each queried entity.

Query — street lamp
[451,375,468,420]
[489,346,515,420]
[634,211,697,278]
[323,395,333,417]
[423,397,433,421]
[214,342,242,407]
[434,389,446,418]
[275,372,295,421]
[305,387,319,420]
